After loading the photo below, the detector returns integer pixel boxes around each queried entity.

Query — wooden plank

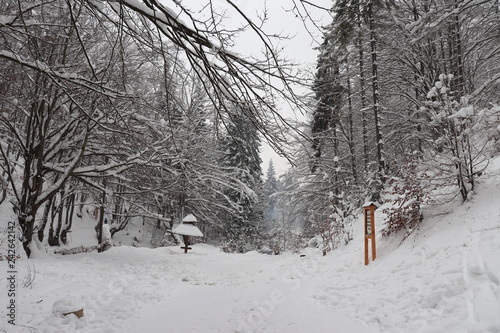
[371,208,376,261]
[364,237,369,265]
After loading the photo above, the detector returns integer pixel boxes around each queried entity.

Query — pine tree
[218,109,263,252]
[263,160,279,227]
[311,32,344,172]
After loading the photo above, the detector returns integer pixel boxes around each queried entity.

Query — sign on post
[363,202,377,265]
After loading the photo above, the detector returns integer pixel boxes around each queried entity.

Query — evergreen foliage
[263,160,279,226]
[217,111,264,252]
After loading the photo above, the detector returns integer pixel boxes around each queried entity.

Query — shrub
[382,158,429,241]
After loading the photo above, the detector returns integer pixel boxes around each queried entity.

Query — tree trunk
[20,214,34,258]
[452,1,465,96]
[412,0,424,155]
[346,65,358,182]
[368,3,385,175]
[48,199,59,246]
[61,191,75,245]
[0,177,7,205]
[38,197,54,242]
[96,185,106,249]
[18,98,49,257]
[53,189,65,246]
[358,16,369,171]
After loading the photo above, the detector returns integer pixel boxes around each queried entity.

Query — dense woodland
[0,0,499,257]
[282,0,500,252]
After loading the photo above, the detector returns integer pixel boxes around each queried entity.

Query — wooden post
[363,203,377,265]
[181,235,192,253]
[371,206,376,261]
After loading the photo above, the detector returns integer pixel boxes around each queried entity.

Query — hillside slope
[308,156,500,332]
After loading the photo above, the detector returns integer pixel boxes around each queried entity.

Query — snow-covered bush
[307,205,355,256]
[382,157,429,240]
[424,74,498,202]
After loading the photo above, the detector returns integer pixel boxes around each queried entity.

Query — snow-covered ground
[1,158,500,333]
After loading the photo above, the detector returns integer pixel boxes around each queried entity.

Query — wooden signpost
[363,202,377,265]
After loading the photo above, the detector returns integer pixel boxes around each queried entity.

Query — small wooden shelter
[172,214,203,253]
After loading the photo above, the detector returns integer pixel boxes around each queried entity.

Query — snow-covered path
[0,244,374,333]
[2,245,379,333]
[125,249,376,333]
[2,159,500,333]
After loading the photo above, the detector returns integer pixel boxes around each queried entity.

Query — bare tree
[0,0,149,256]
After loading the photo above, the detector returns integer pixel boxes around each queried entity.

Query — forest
[0,0,499,258]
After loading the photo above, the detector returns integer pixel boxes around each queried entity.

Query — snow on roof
[182,214,197,223]
[363,201,378,208]
[173,223,203,237]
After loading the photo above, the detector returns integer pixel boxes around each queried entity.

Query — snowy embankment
[1,158,500,333]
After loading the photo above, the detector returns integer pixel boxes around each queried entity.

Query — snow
[1,159,500,332]
[102,224,111,241]
[427,86,437,99]
[182,214,197,223]
[450,105,474,118]
[0,15,16,25]
[172,223,204,237]
[363,201,378,208]
[52,299,83,316]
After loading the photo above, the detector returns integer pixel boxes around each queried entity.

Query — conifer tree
[218,110,263,252]
[263,160,279,227]
[311,33,344,171]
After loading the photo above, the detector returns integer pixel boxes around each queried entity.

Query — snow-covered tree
[424,74,497,202]
[285,0,500,250]
[3,0,310,255]
[0,0,148,256]
[217,109,264,252]
[311,33,344,173]
[263,160,279,225]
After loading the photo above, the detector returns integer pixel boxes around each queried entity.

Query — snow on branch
[90,0,303,153]
[0,50,131,99]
